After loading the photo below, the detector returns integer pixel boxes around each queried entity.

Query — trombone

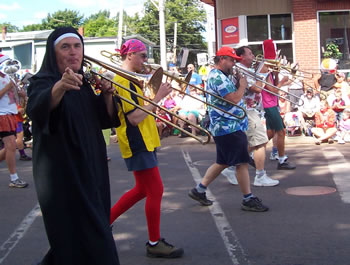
[100,50,247,120]
[233,64,304,106]
[83,56,211,145]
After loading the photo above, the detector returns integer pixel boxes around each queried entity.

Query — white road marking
[0,203,41,264]
[182,149,251,265]
[323,147,350,203]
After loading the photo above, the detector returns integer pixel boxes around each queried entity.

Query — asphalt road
[1,135,350,265]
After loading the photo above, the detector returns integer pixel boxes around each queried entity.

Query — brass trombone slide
[233,64,304,106]
[83,58,211,145]
[100,50,247,120]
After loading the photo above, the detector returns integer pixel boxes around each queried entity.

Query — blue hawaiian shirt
[206,69,248,136]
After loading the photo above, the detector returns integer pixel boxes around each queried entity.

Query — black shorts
[213,130,250,166]
[0,131,16,138]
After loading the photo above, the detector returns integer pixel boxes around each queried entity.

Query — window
[246,14,293,62]
[247,15,268,42]
[319,11,350,70]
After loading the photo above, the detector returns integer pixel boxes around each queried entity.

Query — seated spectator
[298,88,320,135]
[176,88,205,137]
[311,100,337,145]
[284,111,303,136]
[337,108,350,144]
[163,93,176,110]
[155,108,172,139]
[278,90,291,119]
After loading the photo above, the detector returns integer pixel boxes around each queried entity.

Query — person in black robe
[26,27,120,265]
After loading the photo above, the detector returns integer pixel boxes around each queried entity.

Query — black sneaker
[188,188,213,206]
[19,155,32,161]
[277,161,296,170]
[146,238,184,258]
[9,178,28,188]
[241,196,269,212]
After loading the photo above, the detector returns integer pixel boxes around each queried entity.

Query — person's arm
[224,76,248,104]
[50,67,82,110]
[127,82,172,126]
[0,79,15,99]
[326,110,336,128]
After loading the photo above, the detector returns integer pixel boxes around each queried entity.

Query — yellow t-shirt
[113,75,160,159]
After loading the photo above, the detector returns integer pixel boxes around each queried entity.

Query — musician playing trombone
[0,54,28,188]
[188,46,269,212]
[261,39,296,170]
[222,45,280,187]
[110,39,184,259]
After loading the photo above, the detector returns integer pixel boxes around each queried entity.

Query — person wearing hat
[26,27,120,265]
[313,58,337,96]
[261,39,296,170]
[0,54,28,188]
[188,46,269,212]
[109,39,184,259]
[298,87,321,135]
[221,45,279,187]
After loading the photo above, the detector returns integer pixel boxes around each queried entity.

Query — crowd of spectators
[154,62,350,147]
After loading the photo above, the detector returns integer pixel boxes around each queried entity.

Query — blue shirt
[206,69,248,136]
[186,72,202,94]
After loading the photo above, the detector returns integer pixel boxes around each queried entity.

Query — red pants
[110,166,163,242]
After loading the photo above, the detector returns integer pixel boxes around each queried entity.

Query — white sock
[256,169,265,177]
[148,240,159,246]
[10,173,18,182]
[278,156,287,164]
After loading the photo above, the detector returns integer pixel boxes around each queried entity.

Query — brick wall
[293,0,350,87]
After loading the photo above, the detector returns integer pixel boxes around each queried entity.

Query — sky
[0,0,146,29]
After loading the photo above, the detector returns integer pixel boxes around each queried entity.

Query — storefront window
[246,14,293,62]
[247,15,268,42]
[270,14,292,41]
[319,11,350,70]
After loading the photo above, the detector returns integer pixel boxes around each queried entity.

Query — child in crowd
[155,108,172,139]
[337,109,350,144]
[331,89,345,126]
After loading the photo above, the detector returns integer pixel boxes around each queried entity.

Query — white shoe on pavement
[269,152,278,161]
[253,172,279,187]
[221,167,238,185]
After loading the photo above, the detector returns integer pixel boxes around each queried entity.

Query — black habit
[26,27,120,265]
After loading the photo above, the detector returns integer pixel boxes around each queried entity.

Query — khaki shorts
[246,110,268,148]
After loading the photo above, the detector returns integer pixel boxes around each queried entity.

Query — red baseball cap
[216,46,242,61]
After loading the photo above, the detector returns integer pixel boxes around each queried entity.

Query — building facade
[200,0,350,74]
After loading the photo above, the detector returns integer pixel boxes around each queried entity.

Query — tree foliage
[0,22,19,33]
[11,2,208,64]
[128,0,207,63]
[84,10,117,37]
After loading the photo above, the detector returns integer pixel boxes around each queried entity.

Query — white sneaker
[221,167,238,185]
[253,172,279,187]
[338,139,345,144]
[269,152,278,161]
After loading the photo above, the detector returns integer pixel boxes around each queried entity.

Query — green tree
[0,22,19,32]
[128,0,207,64]
[83,10,117,37]
[42,9,84,29]
[21,24,45,32]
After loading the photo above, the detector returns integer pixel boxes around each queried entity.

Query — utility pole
[173,22,177,64]
[150,0,167,70]
[159,0,167,70]
[117,0,124,49]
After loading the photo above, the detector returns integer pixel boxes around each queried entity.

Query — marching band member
[110,39,184,259]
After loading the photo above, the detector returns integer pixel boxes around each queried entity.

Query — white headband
[54,33,81,47]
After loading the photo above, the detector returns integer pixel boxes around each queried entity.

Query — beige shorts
[246,109,268,148]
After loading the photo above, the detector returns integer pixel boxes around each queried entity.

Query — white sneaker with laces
[269,152,278,161]
[253,172,279,187]
[221,167,238,185]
